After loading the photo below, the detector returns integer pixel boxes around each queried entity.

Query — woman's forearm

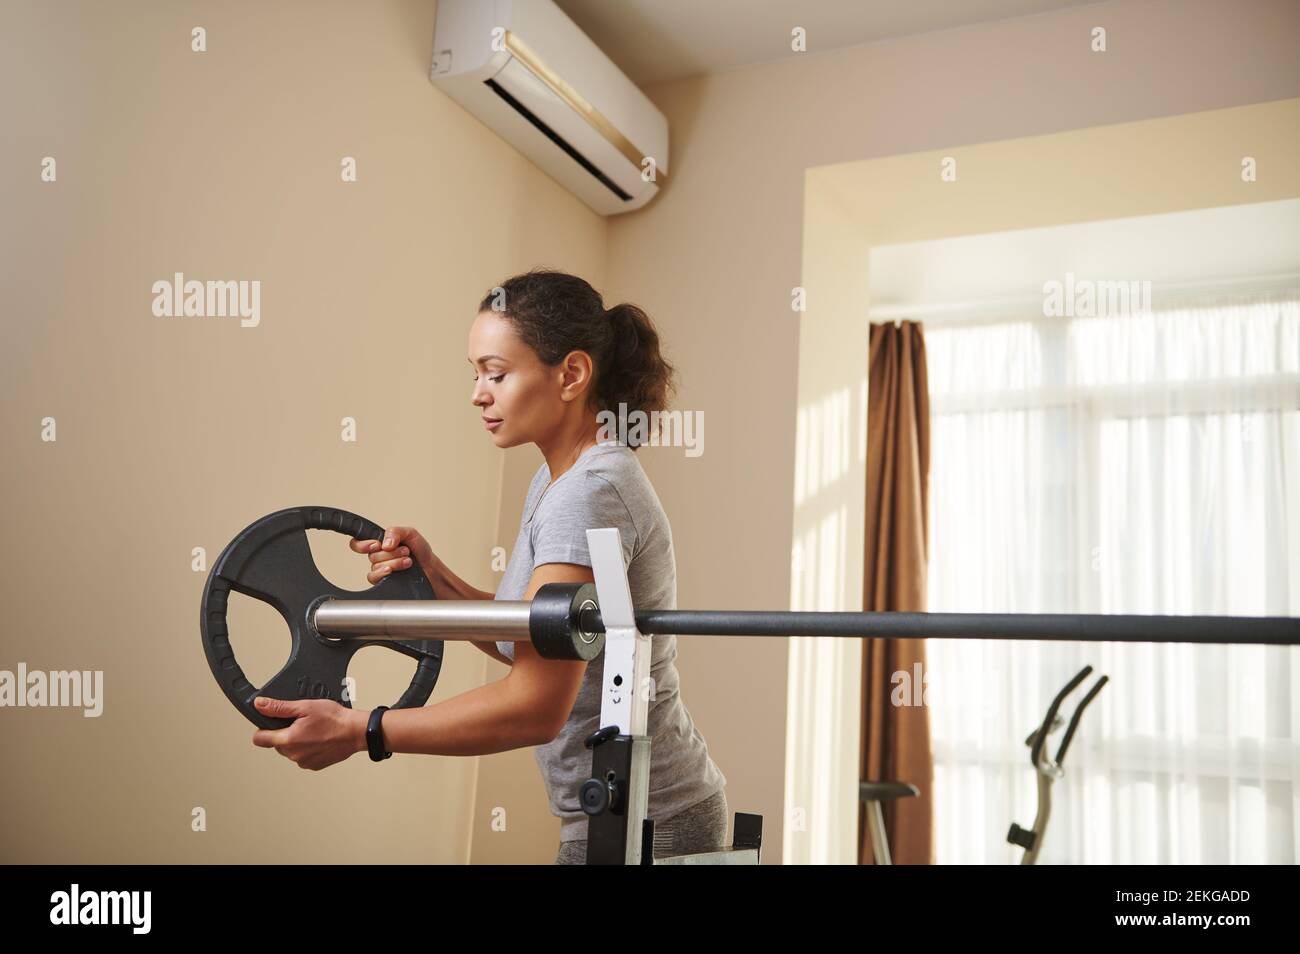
[420,558,512,662]
[424,555,496,602]
[359,678,548,756]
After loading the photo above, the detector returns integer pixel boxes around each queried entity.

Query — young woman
[252,268,728,865]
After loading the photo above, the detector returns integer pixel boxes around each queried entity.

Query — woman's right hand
[349,525,437,585]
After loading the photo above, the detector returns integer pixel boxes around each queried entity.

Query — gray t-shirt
[495,440,727,843]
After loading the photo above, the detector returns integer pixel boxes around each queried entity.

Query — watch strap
[367,705,392,762]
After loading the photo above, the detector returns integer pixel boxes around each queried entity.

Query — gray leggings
[555,789,729,865]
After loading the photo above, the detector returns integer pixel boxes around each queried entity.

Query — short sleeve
[531,472,638,570]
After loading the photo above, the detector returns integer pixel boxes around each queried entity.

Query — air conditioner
[430,0,668,216]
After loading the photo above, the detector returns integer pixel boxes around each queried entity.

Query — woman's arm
[363,561,594,755]
[422,554,511,664]
[424,554,495,601]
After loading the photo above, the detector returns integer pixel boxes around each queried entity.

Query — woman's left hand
[251,697,366,771]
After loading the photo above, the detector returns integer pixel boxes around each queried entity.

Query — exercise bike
[1007,665,1108,863]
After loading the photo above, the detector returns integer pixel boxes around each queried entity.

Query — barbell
[201,506,1300,727]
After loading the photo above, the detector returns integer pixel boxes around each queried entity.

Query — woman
[251,268,728,865]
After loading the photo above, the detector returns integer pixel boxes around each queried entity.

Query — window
[925,296,1300,863]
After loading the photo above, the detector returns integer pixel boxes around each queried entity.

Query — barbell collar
[312,584,604,660]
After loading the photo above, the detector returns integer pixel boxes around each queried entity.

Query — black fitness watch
[367,706,392,762]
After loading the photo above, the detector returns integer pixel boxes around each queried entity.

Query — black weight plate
[200,506,443,729]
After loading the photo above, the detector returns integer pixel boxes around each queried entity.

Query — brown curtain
[859,320,935,865]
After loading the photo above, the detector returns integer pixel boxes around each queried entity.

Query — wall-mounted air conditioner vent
[430,0,669,216]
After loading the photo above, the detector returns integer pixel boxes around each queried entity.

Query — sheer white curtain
[924,295,1300,863]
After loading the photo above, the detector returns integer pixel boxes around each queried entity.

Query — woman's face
[468,309,557,448]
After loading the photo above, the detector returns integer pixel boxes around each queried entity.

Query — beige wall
[602,0,1300,862]
[3,0,1299,866]
[0,0,605,863]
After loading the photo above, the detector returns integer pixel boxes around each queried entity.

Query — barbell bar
[313,593,1300,648]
